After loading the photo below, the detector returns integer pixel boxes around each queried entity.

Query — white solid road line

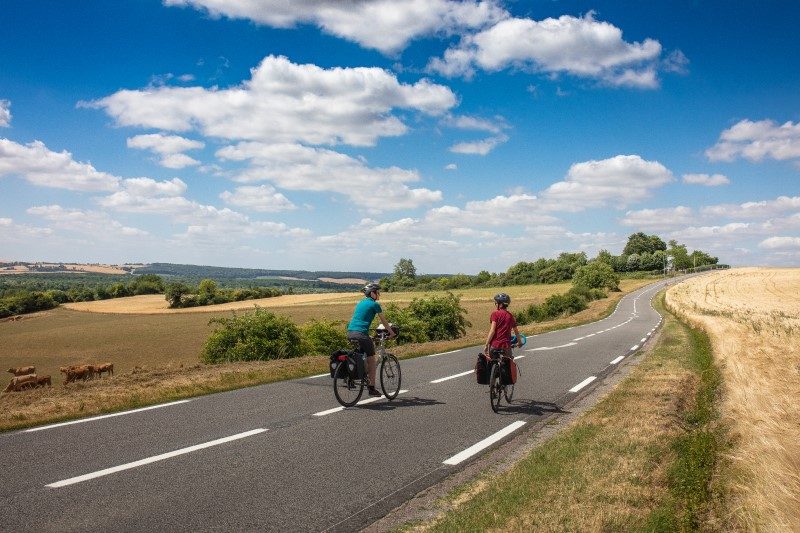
[46,428,267,488]
[430,370,474,384]
[443,421,527,466]
[569,376,597,393]
[631,345,640,351]
[610,356,625,365]
[308,373,330,379]
[427,349,461,357]
[24,400,192,433]
[527,342,577,352]
[313,390,409,416]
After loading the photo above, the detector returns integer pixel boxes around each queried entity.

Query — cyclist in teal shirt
[347,283,395,396]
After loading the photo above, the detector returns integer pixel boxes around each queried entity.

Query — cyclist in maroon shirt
[484,293,523,357]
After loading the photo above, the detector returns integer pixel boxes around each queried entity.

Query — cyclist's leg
[347,331,378,390]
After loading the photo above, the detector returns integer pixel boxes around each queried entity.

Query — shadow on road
[495,400,569,416]
[360,396,445,411]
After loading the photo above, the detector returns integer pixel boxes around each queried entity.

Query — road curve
[0,278,673,532]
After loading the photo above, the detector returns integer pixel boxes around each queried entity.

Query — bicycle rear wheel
[379,353,401,400]
[333,361,364,407]
[489,363,503,413]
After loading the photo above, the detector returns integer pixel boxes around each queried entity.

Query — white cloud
[0,217,53,238]
[220,185,296,212]
[701,196,800,219]
[682,173,730,186]
[449,134,508,155]
[127,133,204,168]
[88,55,457,147]
[443,114,507,133]
[164,0,506,54]
[620,206,696,230]
[428,12,664,88]
[759,236,800,250]
[0,100,11,127]
[0,139,120,192]
[541,154,674,210]
[27,205,148,237]
[217,142,442,211]
[425,194,558,228]
[668,222,752,240]
[706,119,800,162]
[444,163,457,170]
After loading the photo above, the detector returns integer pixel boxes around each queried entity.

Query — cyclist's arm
[513,325,522,347]
[484,320,497,353]
[377,312,396,338]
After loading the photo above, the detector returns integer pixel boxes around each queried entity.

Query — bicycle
[331,324,402,407]
[488,334,525,413]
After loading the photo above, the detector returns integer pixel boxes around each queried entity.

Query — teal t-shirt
[347,297,382,333]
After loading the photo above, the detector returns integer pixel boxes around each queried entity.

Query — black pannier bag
[329,350,349,378]
[352,352,366,380]
[501,357,518,385]
[475,352,491,384]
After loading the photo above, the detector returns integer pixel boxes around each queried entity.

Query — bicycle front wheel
[379,354,401,400]
[489,363,503,413]
[333,361,364,407]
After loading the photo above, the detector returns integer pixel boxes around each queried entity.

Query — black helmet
[363,282,381,297]
[493,292,511,305]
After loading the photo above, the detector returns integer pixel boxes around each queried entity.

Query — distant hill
[133,263,387,283]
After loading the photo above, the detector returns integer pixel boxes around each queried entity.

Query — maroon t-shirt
[489,308,517,348]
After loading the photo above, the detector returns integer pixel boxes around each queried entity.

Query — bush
[573,261,620,291]
[382,302,431,344]
[405,292,471,341]
[299,319,349,356]
[202,308,302,363]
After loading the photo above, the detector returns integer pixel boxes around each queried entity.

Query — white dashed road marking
[24,400,192,433]
[569,376,597,393]
[430,370,474,384]
[47,428,267,488]
[527,342,577,352]
[610,356,625,365]
[313,390,409,416]
[443,421,527,465]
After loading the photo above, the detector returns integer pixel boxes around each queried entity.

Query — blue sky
[1,1,799,273]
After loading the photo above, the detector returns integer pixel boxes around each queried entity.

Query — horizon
[1,1,799,273]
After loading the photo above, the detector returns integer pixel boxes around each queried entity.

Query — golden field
[666,268,800,531]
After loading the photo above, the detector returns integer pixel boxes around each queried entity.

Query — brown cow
[61,365,93,384]
[3,374,38,392]
[95,362,114,377]
[35,375,51,387]
[7,366,35,376]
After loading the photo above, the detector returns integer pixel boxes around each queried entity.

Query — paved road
[0,279,672,532]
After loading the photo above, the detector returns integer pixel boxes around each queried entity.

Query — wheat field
[665,268,800,532]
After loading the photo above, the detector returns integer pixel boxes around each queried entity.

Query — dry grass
[0,279,651,431]
[414,291,719,532]
[666,267,800,532]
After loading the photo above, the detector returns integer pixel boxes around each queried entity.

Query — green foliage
[0,291,58,318]
[129,274,165,295]
[382,293,471,343]
[623,232,667,255]
[573,261,620,291]
[381,302,431,344]
[514,286,607,326]
[165,282,191,308]
[299,319,349,356]
[202,308,302,363]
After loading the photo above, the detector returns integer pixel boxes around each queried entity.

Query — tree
[573,261,620,291]
[623,232,666,256]
[667,240,691,270]
[393,258,417,280]
[165,282,191,308]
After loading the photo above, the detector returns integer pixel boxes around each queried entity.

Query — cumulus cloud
[127,133,204,168]
[449,134,508,155]
[443,114,507,133]
[88,55,457,147]
[620,206,696,230]
[706,119,800,163]
[682,173,730,186]
[0,100,10,127]
[0,138,120,192]
[0,216,53,238]
[444,163,457,170]
[216,142,442,211]
[164,0,506,53]
[27,205,148,237]
[759,236,800,250]
[220,185,296,212]
[701,195,800,219]
[428,12,665,88]
[541,154,674,210]
[425,194,558,228]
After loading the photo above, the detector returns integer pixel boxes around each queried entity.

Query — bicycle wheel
[333,360,364,407]
[489,363,503,413]
[379,354,401,400]
[504,379,515,402]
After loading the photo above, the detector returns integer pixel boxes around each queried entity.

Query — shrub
[405,292,471,341]
[573,261,621,291]
[382,302,431,344]
[300,319,349,356]
[202,308,302,363]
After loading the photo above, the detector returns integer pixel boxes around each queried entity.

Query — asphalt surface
[0,279,672,532]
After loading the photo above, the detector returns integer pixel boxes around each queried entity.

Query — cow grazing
[95,362,114,377]
[7,366,35,376]
[35,375,51,387]
[61,365,94,384]
[3,374,38,392]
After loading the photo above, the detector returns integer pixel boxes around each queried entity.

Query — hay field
[666,268,800,531]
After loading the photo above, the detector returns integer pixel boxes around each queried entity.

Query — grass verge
[410,292,727,532]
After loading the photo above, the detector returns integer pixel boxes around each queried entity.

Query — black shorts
[347,331,375,358]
